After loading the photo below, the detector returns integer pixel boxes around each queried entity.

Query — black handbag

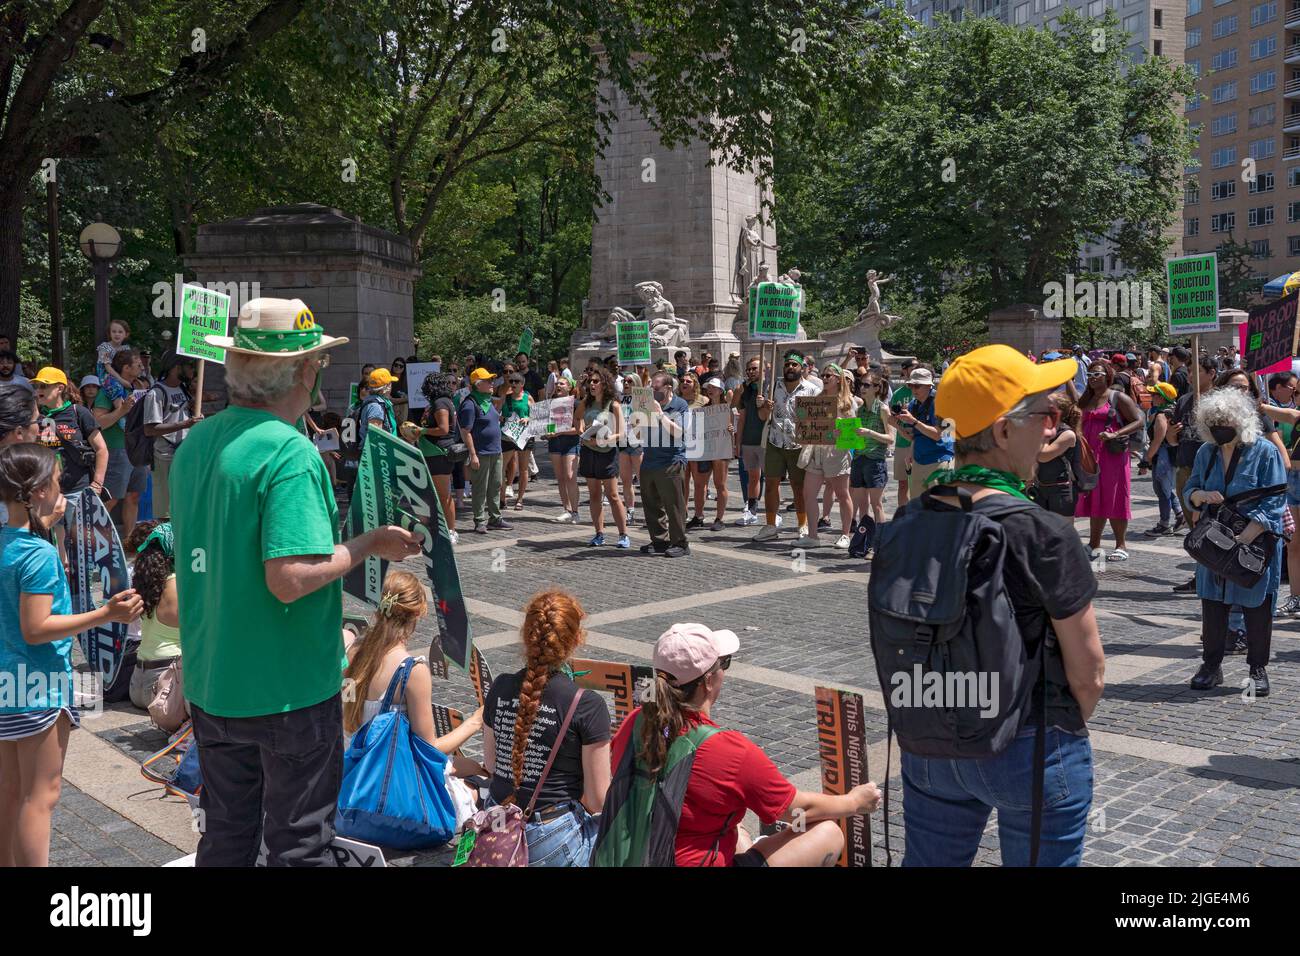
[1182,446,1287,589]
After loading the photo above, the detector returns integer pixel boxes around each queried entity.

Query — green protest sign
[517,327,534,356]
[176,284,231,364]
[1165,252,1219,334]
[835,418,866,451]
[616,320,651,364]
[344,425,473,671]
[751,282,802,341]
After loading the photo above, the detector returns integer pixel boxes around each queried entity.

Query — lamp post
[78,222,122,349]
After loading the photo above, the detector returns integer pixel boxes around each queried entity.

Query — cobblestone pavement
[59,457,1300,866]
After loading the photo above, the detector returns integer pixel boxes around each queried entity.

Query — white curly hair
[1195,386,1262,445]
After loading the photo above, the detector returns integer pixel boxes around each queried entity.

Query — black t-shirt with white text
[37,402,100,492]
[972,497,1098,734]
[484,671,611,809]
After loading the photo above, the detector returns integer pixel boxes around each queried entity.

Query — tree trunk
[0,180,28,344]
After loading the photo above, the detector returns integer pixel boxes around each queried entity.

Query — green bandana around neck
[470,388,494,413]
[925,464,1030,500]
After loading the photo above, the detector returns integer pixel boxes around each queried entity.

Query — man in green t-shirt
[171,297,420,867]
[890,358,917,508]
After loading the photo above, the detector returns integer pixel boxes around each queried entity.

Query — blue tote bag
[335,657,459,850]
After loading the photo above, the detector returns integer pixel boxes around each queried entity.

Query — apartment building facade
[1182,0,1300,296]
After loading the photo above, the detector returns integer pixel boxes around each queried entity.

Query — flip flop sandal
[1107,549,1129,562]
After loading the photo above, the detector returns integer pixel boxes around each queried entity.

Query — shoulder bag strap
[378,657,418,712]
[523,688,584,820]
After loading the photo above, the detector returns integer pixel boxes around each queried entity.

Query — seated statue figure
[635,281,689,348]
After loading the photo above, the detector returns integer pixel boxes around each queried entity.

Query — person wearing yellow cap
[30,366,109,497]
[889,344,1105,866]
[1137,381,1185,536]
[358,368,399,447]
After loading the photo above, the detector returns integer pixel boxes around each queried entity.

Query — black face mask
[1209,425,1238,445]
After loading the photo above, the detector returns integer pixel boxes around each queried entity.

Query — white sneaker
[834,534,851,550]
[505,487,516,500]
[553,510,574,523]
[736,509,758,526]
[448,530,459,545]
[774,513,784,528]
[707,490,716,500]
[626,507,636,523]
[528,463,540,477]
[754,523,780,542]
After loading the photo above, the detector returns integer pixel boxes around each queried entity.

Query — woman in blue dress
[1184,386,1286,697]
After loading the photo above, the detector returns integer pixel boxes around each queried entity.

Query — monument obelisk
[574,75,779,364]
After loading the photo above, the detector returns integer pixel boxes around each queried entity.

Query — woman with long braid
[482,590,611,866]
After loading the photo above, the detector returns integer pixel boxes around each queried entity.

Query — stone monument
[986,302,1062,357]
[183,203,420,408]
[575,74,802,365]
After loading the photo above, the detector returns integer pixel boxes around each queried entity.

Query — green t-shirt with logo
[891,386,913,448]
[171,405,343,717]
[92,389,125,450]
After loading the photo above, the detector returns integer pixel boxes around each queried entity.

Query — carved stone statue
[854,269,901,361]
[735,214,778,298]
[635,281,689,348]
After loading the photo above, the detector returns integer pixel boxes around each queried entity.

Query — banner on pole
[616,321,652,365]
[344,426,473,671]
[1244,290,1299,374]
[750,282,802,341]
[1165,253,1220,334]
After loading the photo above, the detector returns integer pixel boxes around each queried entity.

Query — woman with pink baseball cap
[600,623,880,867]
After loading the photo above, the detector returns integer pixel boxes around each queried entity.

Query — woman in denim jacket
[1184,386,1286,697]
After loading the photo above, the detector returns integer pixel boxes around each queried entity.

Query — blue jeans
[1152,453,1182,525]
[525,802,598,867]
[900,726,1093,867]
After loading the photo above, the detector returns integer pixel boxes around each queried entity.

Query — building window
[1189,0,1201,12]
[1015,2,1030,22]
[1212,81,1238,104]
[1154,39,1163,55]
[1187,93,1202,111]
[1187,59,1201,78]
[1212,15,1238,38]
[1290,167,1300,188]
[1250,0,1277,25]
[1250,37,1277,61]
[1251,70,1277,95]
[1248,205,1275,226]
[1249,137,1276,159]
[1187,180,1201,204]
[1154,8,1162,27]
[1045,0,1061,9]
[1249,104,1276,127]
[1212,178,1237,199]
[1188,28,1202,48]
[1186,218,1200,237]
[1291,236,1300,256]
[1211,212,1236,232]
[1289,201,1300,222]
[1211,49,1237,71]
[1123,11,1142,30]
[1212,114,1238,136]
[1089,0,1104,15]
[1251,240,1270,258]
[1250,171,1276,193]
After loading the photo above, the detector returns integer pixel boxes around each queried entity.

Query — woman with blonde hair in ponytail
[601,623,880,867]
[343,570,484,771]
[481,589,611,866]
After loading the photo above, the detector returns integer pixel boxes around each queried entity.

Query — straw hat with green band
[205,297,349,357]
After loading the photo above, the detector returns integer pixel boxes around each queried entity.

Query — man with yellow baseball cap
[871,342,1105,867]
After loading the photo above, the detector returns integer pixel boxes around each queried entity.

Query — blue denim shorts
[1287,469,1300,508]
[523,802,599,867]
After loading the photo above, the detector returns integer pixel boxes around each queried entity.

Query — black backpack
[848,515,876,559]
[123,383,167,467]
[868,485,1047,864]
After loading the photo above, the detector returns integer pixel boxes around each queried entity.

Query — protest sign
[616,320,652,364]
[501,417,530,448]
[815,686,872,868]
[405,362,441,409]
[685,402,733,461]
[525,399,553,441]
[518,327,534,356]
[630,386,655,418]
[750,282,802,341]
[172,800,389,868]
[312,427,340,452]
[344,425,473,671]
[65,489,132,690]
[176,284,231,364]
[548,395,574,432]
[794,394,840,445]
[1244,291,1300,374]
[571,658,655,732]
[1165,253,1219,334]
[835,417,866,451]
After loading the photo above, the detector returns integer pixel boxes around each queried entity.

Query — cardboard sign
[1165,252,1220,334]
[616,321,652,365]
[794,394,840,445]
[176,284,231,364]
[570,658,655,732]
[1244,291,1300,373]
[548,395,574,433]
[179,795,388,867]
[65,489,132,688]
[835,417,866,451]
[312,427,340,452]
[815,686,872,868]
[685,402,733,461]
[501,417,530,448]
[518,327,534,356]
[405,362,441,409]
[525,399,553,441]
[751,282,802,341]
[344,426,473,672]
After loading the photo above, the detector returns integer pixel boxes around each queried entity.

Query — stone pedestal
[183,203,420,408]
[577,76,775,365]
[986,303,1062,357]
[1199,309,1249,355]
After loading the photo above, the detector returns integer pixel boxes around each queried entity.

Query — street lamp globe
[78,222,122,260]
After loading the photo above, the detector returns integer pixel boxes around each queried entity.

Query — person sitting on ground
[124,520,183,712]
[481,590,611,866]
[602,623,880,867]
